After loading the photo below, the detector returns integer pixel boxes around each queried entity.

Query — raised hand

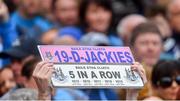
[0,1,9,22]
[32,61,54,100]
[126,62,147,100]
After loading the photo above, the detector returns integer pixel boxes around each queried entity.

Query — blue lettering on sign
[117,52,126,63]
[84,51,91,63]
[91,51,100,63]
[104,52,115,63]
[71,51,80,63]
[54,49,134,63]
[113,52,119,63]
[97,51,106,63]
[61,51,69,62]
[55,50,61,62]
[124,52,133,63]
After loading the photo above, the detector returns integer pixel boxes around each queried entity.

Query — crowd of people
[0,0,180,100]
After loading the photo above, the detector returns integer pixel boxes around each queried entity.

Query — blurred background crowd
[0,0,180,100]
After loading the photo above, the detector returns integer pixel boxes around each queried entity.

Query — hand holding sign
[32,61,54,100]
[131,62,147,84]
[126,62,147,100]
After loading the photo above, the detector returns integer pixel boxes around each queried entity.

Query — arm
[32,61,54,100]
[126,62,147,100]
[0,1,18,50]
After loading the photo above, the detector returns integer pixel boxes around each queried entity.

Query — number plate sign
[38,45,144,88]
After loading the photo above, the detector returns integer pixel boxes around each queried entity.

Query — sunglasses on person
[157,75,180,88]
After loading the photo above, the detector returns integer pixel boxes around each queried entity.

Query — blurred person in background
[167,0,180,59]
[57,26,82,41]
[53,26,82,45]
[156,0,171,7]
[79,0,123,46]
[145,5,171,41]
[21,57,40,89]
[1,57,40,100]
[0,66,16,99]
[0,45,27,87]
[0,0,18,52]
[144,60,180,100]
[130,22,163,69]
[118,22,163,100]
[117,14,147,46]
[0,0,18,55]
[111,0,148,31]
[0,1,18,66]
[38,0,55,24]
[10,0,52,39]
[52,0,80,27]
[80,32,110,46]
[41,28,58,45]
[145,5,174,60]
[0,38,42,87]
[54,35,79,45]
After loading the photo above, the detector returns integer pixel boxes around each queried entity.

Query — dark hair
[130,22,162,46]
[79,0,113,30]
[145,5,167,19]
[21,58,40,80]
[151,60,180,87]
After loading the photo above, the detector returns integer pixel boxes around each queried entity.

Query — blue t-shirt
[11,11,52,39]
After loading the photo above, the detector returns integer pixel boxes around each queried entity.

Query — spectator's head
[117,14,147,45]
[168,0,180,33]
[54,36,79,45]
[151,60,180,100]
[41,28,58,44]
[130,22,163,67]
[146,5,172,39]
[52,0,80,26]
[157,0,171,7]
[53,26,82,45]
[58,26,82,41]
[22,57,40,89]
[0,38,41,84]
[80,32,110,46]
[0,66,16,97]
[39,0,52,14]
[80,0,113,33]
[18,0,40,17]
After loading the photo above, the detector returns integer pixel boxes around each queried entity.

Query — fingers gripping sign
[126,62,147,100]
[131,62,147,84]
[32,61,54,100]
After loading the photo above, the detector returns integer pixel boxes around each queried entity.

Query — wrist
[38,87,52,100]
[38,93,51,100]
[126,89,138,100]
